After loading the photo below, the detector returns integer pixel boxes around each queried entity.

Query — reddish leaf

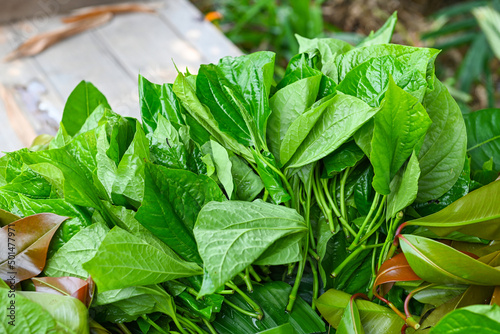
[86,276,95,308]
[0,213,68,284]
[375,252,422,296]
[33,276,90,307]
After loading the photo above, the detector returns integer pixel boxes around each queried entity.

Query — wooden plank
[9,16,140,118]
[159,0,242,64]
[0,0,125,24]
[0,26,65,152]
[94,11,204,86]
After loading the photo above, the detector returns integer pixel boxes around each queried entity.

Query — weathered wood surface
[0,0,242,153]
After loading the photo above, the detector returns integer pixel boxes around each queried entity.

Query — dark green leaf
[323,141,365,177]
[252,150,291,204]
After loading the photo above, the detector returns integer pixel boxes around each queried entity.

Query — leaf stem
[248,266,262,282]
[348,193,381,250]
[331,243,384,278]
[256,150,295,206]
[322,177,356,237]
[141,315,169,334]
[339,167,351,222]
[226,282,263,319]
[202,318,218,334]
[223,299,262,319]
[117,323,132,334]
[286,229,310,312]
[238,269,254,292]
[308,256,319,311]
[349,195,386,251]
[178,315,207,334]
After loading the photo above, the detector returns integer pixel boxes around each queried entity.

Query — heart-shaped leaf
[194,200,307,296]
[400,234,500,285]
[407,180,500,240]
[0,213,68,284]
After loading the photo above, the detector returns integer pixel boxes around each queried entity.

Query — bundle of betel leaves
[1,12,500,334]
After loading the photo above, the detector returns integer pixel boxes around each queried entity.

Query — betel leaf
[82,226,202,292]
[430,304,500,334]
[336,55,427,107]
[196,64,253,146]
[353,162,375,216]
[252,150,291,205]
[412,157,472,217]
[286,92,378,169]
[399,234,500,285]
[463,108,500,172]
[0,287,58,333]
[139,75,163,134]
[336,296,365,334]
[44,222,109,279]
[370,77,431,195]
[173,72,253,162]
[267,75,321,163]
[61,80,111,137]
[331,44,439,85]
[213,281,325,334]
[280,95,336,166]
[323,141,365,177]
[210,140,234,199]
[136,163,225,263]
[194,200,307,296]
[21,291,89,334]
[417,78,467,202]
[296,35,353,65]
[111,120,149,208]
[386,151,421,220]
[315,289,404,333]
[357,12,397,48]
[229,154,264,201]
[0,213,68,284]
[217,52,275,144]
[407,180,500,240]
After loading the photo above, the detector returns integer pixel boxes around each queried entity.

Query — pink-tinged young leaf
[0,213,68,284]
[33,276,89,306]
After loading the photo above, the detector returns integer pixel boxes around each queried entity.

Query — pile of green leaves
[1,13,500,334]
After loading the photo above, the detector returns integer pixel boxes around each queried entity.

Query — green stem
[248,266,262,282]
[350,195,386,251]
[339,167,351,221]
[262,189,269,202]
[331,243,384,278]
[178,315,206,334]
[287,262,296,276]
[312,171,335,233]
[117,323,132,334]
[308,248,319,260]
[322,178,355,237]
[348,193,381,250]
[308,257,319,311]
[286,230,310,312]
[256,151,295,207]
[202,319,218,334]
[226,282,263,319]
[238,269,253,292]
[367,232,380,298]
[303,180,316,251]
[141,315,169,334]
[224,299,262,319]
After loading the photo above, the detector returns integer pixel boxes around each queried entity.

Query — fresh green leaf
[430,304,500,333]
[136,163,225,263]
[370,78,431,195]
[407,180,500,240]
[229,154,264,201]
[337,297,365,334]
[417,78,467,202]
[194,200,307,296]
[323,141,365,177]
[387,151,421,219]
[210,140,234,199]
[400,234,500,285]
[253,150,291,204]
[463,108,500,172]
[83,226,202,292]
[316,289,404,333]
[286,92,378,169]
